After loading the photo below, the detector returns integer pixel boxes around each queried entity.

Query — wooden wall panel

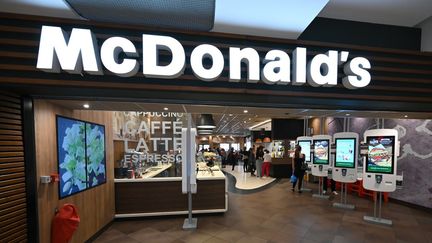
[0,92,27,242]
[34,100,114,243]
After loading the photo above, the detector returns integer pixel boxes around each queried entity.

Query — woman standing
[255,146,264,178]
[292,145,306,192]
[262,149,272,177]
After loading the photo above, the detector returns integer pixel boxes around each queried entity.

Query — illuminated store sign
[37,25,371,89]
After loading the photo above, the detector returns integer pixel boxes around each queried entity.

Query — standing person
[323,177,338,195]
[255,146,264,178]
[248,146,256,176]
[292,145,306,192]
[241,147,249,172]
[220,148,226,168]
[227,148,236,171]
[262,149,272,177]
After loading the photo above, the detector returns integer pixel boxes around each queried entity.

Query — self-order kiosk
[333,132,358,183]
[312,135,332,177]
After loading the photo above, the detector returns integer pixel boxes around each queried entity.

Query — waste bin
[51,204,80,243]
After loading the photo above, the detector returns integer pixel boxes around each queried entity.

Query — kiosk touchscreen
[332,132,358,183]
[312,135,331,177]
[362,129,398,192]
[296,136,312,164]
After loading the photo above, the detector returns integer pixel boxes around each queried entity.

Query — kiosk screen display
[298,140,311,162]
[313,140,329,164]
[366,136,395,174]
[335,138,356,168]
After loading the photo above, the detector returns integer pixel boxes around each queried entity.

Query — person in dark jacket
[292,145,306,192]
[248,146,256,176]
[241,147,249,172]
[227,148,236,171]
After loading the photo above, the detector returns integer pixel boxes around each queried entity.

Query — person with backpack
[292,145,306,192]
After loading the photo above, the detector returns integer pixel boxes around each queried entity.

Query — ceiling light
[83,104,90,109]
[248,118,251,120]
[243,121,246,123]
[229,114,233,116]
[198,130,213,135]
[249,119,271,130]
[243,110,248,113]
[345,114,350,116]
[404,115,408,118]
[197,114,216,129]
[163,107,169,111]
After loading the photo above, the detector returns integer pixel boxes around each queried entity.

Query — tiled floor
[94,178,432,243]
[222,165,276,190]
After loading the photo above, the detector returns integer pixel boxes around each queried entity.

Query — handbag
[290,174,297,183]
[301,162,309,171]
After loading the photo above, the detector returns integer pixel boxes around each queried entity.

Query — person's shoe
[298,190,302,193]
[291,188,295,192]
[333,191,338,195]
[323,190,327,194]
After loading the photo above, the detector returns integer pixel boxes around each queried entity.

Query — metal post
[183,114,197,229]
[313,176,329,199]
[378,192,382,218]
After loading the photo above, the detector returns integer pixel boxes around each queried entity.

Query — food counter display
[269,140,294,178]
[114,162,227,218]
[271,140,285,158]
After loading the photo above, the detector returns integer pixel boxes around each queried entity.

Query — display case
[271,140,285,158]
[288,140,296,158]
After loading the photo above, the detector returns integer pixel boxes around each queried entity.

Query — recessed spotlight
[248,118,251,120]
[163,107,169,111]
[229,114,233,116]
[345,113,350,116]
[83,104,90,109]
[243,121,246,123]
[243,110,248,113]
[404,115,408,118]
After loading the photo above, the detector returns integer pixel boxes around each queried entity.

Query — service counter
[270,158,292,178]
[114,165,227,218]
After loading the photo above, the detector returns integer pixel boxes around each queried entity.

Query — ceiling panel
[319,0,432,27]
[45,99,432,135]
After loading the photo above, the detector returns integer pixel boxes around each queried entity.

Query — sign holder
[182,114,197,229]
[311,135,331,199]
[361,129,400,226]
[332,132,358,210]
[296,136,313,193]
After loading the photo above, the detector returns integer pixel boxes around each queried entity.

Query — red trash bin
[51,204,80,243]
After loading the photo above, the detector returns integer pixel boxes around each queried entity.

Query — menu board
[335,138,356,168]
[366,136,395,174]
[298,140,311,162]
[313,140,329,165]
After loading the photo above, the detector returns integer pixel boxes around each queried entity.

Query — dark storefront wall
[0,13,432,242]
[0,13,431,112]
